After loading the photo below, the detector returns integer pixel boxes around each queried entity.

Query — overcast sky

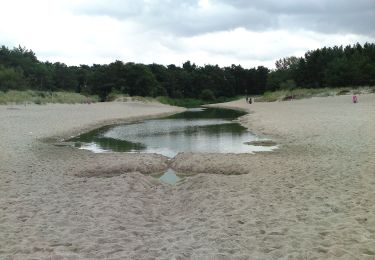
[1,0,374,68]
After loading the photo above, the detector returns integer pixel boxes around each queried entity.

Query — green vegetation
[256,87,373,102]
[267,43,375,91]
[106,93,242,108]
[0,90,99,105]
[155,96,242,108]
[155,96,205,108]
[0,45,269,102]
[0,43,374,106]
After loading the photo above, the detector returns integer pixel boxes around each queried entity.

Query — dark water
[69,108,276,157]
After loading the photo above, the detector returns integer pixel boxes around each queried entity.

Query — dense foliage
[267,43,375,91]
[1,43,374,103]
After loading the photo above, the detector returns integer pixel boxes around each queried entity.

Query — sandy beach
[1,95,375,259]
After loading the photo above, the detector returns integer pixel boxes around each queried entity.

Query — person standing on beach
[352,95,358,103]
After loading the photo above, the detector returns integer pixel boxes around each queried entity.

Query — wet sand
[1,95,375,259]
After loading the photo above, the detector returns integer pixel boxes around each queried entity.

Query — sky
[0,0,374,68]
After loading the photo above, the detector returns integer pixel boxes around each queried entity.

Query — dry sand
[1,95,375,259]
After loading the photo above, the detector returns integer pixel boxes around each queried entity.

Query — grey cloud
[73,0,199,19]
[72,0,375,37]
[74,0,145,19]
[277,9,375,37]
[214,0,375,15]
[214,0,375,36]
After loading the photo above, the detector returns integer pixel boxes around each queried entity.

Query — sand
[1,95,375,259]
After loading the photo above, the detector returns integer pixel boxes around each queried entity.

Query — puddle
[154,169,182,185]
[67,108,277,157]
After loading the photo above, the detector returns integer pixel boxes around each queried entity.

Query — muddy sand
[1,95,374,259]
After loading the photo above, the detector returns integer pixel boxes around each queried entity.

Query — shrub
[0,90,98,105]
[280,79,296,90]
[337,89,351,95]
[0,65,26,91]
[156,96,204,108]
[200,89,215,101]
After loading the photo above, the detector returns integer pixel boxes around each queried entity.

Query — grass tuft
[0,90,99,105]
[255,86,374,102]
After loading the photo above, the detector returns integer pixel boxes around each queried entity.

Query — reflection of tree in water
[68,108,253,154]
[69,125,146,152]
[73,137,146,152]
[166,108,246,120]
[94,137,146,152]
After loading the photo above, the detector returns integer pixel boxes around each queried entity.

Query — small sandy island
[1,95,375,259]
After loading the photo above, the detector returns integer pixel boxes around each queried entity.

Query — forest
[0,43,374,102]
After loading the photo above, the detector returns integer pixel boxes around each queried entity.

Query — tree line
[1,43,374,101]
[268,43,375,91]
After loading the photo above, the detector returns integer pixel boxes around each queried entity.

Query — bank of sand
[0,95,375,259]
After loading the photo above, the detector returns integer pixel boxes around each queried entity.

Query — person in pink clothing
[352,95,358,103]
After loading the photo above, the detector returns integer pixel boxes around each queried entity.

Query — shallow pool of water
[69,107,276,157]
[154,169,182,185]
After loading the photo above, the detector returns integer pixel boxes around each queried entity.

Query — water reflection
[154,169,182,185]
[69,108,276,157]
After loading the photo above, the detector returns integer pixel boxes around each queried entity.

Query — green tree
[200,89,215,101]
[0,65,26,91]
[124,63,159,97]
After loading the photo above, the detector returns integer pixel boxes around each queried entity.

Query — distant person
[246,97,249,103]
[249,98,252,104]
[352,95,358,103]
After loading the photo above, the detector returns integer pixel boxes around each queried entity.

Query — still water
[69,107,276,158]
[153,169,182,185]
